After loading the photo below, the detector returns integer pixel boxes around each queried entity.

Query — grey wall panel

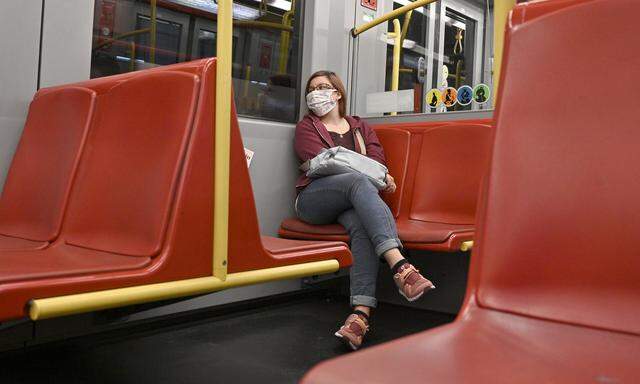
[0,1,43,192]
[238,117,298,236]
[40,0,94,88]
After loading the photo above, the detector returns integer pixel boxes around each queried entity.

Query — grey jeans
[296,173,402,308]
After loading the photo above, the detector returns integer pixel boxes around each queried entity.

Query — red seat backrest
[409,124,492,224]
[375,127,411,218]
[63,71,200,257]
[0,87,95,242]
[475,0,640,335]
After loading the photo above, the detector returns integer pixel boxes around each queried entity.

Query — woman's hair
[305,70,347,117]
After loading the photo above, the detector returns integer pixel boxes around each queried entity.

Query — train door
[349,0,492,117]
[432,0,487,112]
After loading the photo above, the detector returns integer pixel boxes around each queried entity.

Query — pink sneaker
[334,313,369,350]
[393,263,435,302]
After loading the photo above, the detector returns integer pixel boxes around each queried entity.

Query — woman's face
[308,76,341,102]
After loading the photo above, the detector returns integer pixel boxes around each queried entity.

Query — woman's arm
[294,117,329,162]
[361,120,387,165]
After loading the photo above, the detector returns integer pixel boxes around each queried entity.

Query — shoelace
[395,265,419,286]
[344,315,369,333]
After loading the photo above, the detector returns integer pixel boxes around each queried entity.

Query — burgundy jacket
[294,114,387,191]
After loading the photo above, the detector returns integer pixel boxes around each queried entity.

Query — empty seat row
[279,120,493,252]
[302,0,640,382]
[0,59,350,322]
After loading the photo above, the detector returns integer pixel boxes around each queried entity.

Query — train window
[90,0,302,123]
[134,15,183,65]
[354,0,492,117]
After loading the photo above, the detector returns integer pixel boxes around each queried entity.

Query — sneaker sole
[334,331,358,351]
[398,285,435,302]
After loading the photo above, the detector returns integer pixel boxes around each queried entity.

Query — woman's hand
[384,174,397,194]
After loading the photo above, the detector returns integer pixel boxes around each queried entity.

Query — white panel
[40,0,94,87]
[366,89,414,114]
[300,0,356,117]
[0,0,42,192]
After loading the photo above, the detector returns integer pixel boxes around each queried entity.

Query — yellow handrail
[93,28,151,51]
[149,0,158,64]
[460,241,473,252]
[400,10,413,44]
[389,19,401,116]
[352,0,436,37]
[278,0,296,74]
[493,0,516,106]
[29,261,339,320]
[213,0,233,280]
[234,20,293,32]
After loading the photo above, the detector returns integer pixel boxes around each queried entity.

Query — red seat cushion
[262,236,350,265]
[280,218,347,236]
[396,220,473,243]
[302,307,640,384]
[0,243,150,284]
[63,71,200,257]
[0,87,95,243]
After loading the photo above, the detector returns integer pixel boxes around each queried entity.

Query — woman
[294,70,435,350]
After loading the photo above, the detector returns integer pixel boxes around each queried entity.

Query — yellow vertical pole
[493,0,516,106]
[390,18,401,116]
[150,0,157,64]
[243,65,251,98]
[278,0,295,74]
[400,10,413,44]
[129,42,136,72]
[214,0,233,280]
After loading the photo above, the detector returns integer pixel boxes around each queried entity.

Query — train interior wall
[0,0,492,331]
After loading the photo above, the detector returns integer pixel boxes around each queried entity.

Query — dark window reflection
[91,0,301,123]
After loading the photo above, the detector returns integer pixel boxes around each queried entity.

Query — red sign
[259,43,273,69]
[361,0,377,11]
[97,0,117,44]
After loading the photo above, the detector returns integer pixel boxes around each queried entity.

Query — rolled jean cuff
[351,295,377,308]
[374,238,402,257]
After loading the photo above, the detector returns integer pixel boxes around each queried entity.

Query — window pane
[90,0,301,123]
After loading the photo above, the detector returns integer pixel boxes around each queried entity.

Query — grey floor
[0,294,454,384]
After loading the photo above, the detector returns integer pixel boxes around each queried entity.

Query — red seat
[0,87,95,250]
[0,67,203,320]
[302,1,640,382]
[0,59,350,321]
[279,122,492,252]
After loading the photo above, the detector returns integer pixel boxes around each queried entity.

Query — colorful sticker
[442,87,458,107]
[457,85,473,106]
[426,89,442,108]
[441,65,449,89]
[473,84,490,104]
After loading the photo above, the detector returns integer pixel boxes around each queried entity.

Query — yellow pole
[278,0,296,74]
[243,65,251,98]
[353,0,436,37]
[389,19,401,116]
[234,20,293,32]
[214,0,233,280]
[150,0,157,64]
[460,241,473,252]
[29,260,340,320]
[400,10,413,44]
[129,41,136,72]
[493,0,516,106]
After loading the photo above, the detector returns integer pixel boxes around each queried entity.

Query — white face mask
[306,89,337,117]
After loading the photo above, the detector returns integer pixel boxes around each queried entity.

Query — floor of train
[0,292,454,384]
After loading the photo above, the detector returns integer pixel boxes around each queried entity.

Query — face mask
[306,89,337,117]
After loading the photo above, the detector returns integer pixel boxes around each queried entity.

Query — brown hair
[305,70,347,117]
